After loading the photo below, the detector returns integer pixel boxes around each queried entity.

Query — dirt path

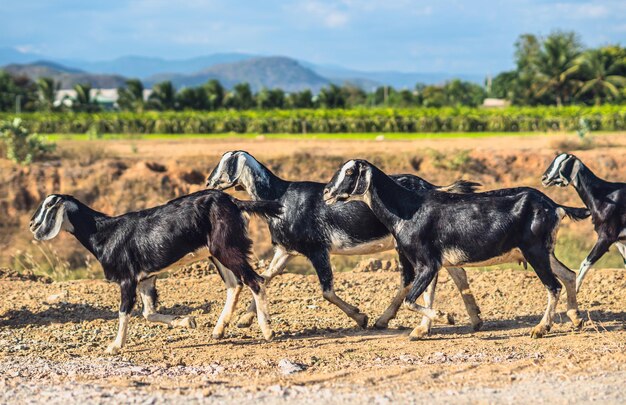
[58,132,626,160]
[1,268,624,403]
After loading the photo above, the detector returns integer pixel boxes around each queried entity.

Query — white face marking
[35,200,75,240]
[34,195,55,224]
[208,151,234,186]
[547,154,569,178]
[40,204,66,240]
[232,152,269,198]
[333,160,356,193]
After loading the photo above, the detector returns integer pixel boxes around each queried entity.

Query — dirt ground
[1,267,625,403]
[1,132,626,403]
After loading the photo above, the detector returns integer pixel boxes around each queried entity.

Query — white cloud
[301,1,350,28]
[15,44,44,54]
[551,2,609,19]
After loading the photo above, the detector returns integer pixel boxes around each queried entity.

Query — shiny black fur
[206,151,480,298]
[543,153,626,267]
[324,160,590,305]
[30,190,280,316]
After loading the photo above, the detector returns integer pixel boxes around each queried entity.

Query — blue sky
[1,0,624,74]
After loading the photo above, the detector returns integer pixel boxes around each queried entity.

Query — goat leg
[106,279,136,355]
[446,267,483,331]
[237,248,292,328]
[577,237,613,292]
[139,277,197,329]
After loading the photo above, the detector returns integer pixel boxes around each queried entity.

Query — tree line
[0,31,624,113]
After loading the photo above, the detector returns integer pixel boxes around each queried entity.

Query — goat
[324,159,589,339]
[542,153,626,291]
[29,191,280,354]
[205,150,484,335]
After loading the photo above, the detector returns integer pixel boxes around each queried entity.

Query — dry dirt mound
[0,268,52,283]
[2,143,626,273]
[0,268,624,403]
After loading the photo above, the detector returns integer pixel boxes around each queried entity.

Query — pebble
[278,359,306,375]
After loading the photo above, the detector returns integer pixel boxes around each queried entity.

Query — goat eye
[346,169,353,176]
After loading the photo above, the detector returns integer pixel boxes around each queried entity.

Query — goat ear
[353,165,371,195]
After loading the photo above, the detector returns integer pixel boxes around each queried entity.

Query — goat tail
[436,180,482,194]
[234,199,282,220]
[559,206,591,222]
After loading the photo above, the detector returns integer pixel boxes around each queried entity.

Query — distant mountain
[147,56,330,92]
[3,62,127,89]
[62,53,255,78]
[0,46,486,91]
[0,47,44,66]
[306,62,485,88]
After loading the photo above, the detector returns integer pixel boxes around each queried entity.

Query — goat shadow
[0,302,214,329]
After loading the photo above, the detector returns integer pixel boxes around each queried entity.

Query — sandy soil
[1,133,626,403]
[1,267,624,403]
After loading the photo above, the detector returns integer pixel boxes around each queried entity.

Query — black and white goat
[542,153,626,291]
[206,151,484,335]
[324,159,589,339]
[29,191,280,354]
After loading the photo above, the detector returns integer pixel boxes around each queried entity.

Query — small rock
[45,291,69,305]
[278,358,306,375]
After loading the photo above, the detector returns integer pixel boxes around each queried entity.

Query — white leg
[576,238,613,292]
[139,277,196,328]
[212,259,243,339]
[375,285,410,329]
[446,267,483,331]
[322,288,369,328]
[251,284,274,341]
[531,287,561,338]
[616,242,626,268]
[106,312,129,355]
[411,273,438,339]
[237,247,292,328]
[550,255,584,329]
[576,258,593,293]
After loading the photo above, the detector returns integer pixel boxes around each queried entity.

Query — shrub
[1,105,625,135]
[0,117,56,164]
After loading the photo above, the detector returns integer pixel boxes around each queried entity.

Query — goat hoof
[263,330,275,342]
[105,344,121,355]
[173,316,197,329]
[435,311,455,325]
[409,325,430,340]
[236,313,255,328]
[373,318,389,330]
[572,318,585,330]
[354,313,368,329]
[471,319,484,332]
[211,326,225,339]
[567,310,584,330]
[530,325,549,339]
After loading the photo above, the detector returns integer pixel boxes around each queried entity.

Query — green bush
[1,106,625,135]
[0,117,56,164]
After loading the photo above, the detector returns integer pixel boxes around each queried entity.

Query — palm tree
[204,79,224,110]
[318,84,345,108]
[576,47,626,105]
[36,77,59,111]
[117,79,145,111]
[148,81,176,110]
[533,31,583,106]
[73,83,98,112]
